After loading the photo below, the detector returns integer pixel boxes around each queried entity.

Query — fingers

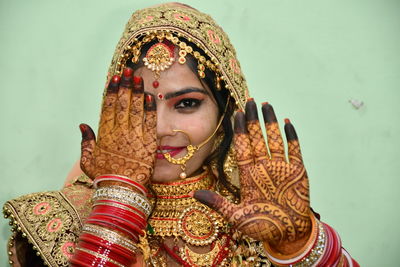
[130,76,145,135]
[261,103,285,160]
[234,111,254,165]
[284,119,303,164]
[234,111,258,200]
[143,94,157,159]
[192,190,237,221]
[98,75,120,137]
[79,123,96,176]
[115,68,134,130]
[245,99,269,162]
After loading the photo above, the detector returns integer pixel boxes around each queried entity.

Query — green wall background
[1,0,399,266]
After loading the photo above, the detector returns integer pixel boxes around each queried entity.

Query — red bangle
[93,199,147,218]
[92,206,146,229]
[92,204,146,222]
[318,222,342,266]
[93,196,149,217]
[77,236,133,266]
[70,247,122,267]
[323,223,342,266]
[94,174,148,195]
[79,232,134,261]
[92,205,147,228]
[90,208,146,231]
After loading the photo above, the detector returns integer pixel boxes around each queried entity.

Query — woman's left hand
[193,99,312,254]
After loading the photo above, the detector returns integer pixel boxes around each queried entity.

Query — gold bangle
[93,186,151,216]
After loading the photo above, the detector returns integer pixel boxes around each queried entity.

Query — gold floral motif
[3,189,88,267]
[143,42,175,78]
[179,205,221,246]
[61,173,93,219]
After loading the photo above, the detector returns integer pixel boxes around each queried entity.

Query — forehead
[135,62,211,94]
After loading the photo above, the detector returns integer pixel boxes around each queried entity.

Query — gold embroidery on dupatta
[3,174,94,267]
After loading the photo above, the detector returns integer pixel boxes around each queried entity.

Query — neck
[149,168,214,199]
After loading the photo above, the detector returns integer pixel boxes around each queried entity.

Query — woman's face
[135,61,219,183]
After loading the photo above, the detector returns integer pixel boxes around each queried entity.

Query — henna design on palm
[194,100,311,253]
[79,68,157,186]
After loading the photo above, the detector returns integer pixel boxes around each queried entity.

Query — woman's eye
[174,98,203,110]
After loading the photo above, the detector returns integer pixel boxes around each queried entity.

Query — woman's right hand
[79,68,157,187]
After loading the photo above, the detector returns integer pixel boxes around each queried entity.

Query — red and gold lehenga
[3,3,358,267]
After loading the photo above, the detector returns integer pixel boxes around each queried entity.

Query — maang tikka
[143,40,175,89]
[127,32,223,93]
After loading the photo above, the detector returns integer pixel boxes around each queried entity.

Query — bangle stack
[263,213,349,267]
[70,175,151,267]
[317,223,343,266]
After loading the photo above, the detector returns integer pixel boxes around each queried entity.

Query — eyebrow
[144,87,209,100]
[164,87,209,100]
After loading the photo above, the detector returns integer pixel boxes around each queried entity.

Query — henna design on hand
[194,100,311,254]
[79,68,157,186]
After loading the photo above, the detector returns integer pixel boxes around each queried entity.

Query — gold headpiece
[143,42,175,76]
[105,3,249,110]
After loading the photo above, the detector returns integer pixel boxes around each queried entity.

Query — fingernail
[79,124,85,133]
[247,97,254,101]
[121,68,133,88]
[145,94,153,103]
[133,76,142,85]
[284,122,298,141]
[79,124,87,139]
[145,94,156,111]
[111,75,121,84]
[188,191,194,197]
[245,100,258,122]
[261,103,278,123]
[107,75,120,93]
[234,112,247,133]
[133,76,143,93]
[284,118,291,124]
[123,68,133,78]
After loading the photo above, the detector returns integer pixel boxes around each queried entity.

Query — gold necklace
[148,168,226,246]
[144,168,272,267]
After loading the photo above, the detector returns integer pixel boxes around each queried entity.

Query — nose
[155,105,175,140]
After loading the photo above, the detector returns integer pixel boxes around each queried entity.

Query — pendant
[178,205,220,246]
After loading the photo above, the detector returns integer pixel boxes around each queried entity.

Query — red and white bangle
[94,174,148,196]
[70,184,151,267]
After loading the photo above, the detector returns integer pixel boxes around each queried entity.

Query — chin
[151,160,181,183]
[151,159,204,183]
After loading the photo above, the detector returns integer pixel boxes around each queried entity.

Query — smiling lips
[156,146,186,159]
